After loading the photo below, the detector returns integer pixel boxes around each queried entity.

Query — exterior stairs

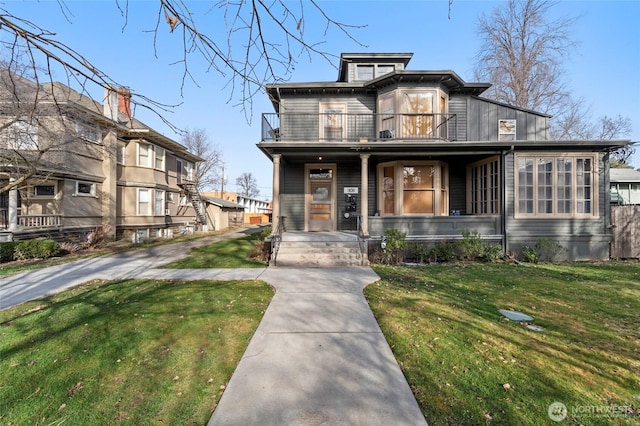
[271,232,369,267]
[179,182,207,226]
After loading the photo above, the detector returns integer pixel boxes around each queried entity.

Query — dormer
[338,53,413,83]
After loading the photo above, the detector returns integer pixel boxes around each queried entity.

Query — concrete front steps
[271,232,369,267]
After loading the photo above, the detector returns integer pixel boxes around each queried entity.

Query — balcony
[261,113,458,143]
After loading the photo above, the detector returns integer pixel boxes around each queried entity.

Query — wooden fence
[611,205,640,259]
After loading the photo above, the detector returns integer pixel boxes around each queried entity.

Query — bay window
[378,161,448,216]
[516,154,597,217]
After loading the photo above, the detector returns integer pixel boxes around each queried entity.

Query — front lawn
[163,234,268,268]
[0,278,273,425]
[366,262,640,425]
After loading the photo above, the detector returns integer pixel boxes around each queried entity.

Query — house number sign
[343,187,359,194]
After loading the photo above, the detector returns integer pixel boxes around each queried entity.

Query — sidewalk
[208,267,427,425]
[0,229,428,425]
[0,228,261,310]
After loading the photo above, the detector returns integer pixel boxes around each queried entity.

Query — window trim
[137,142,152,168]
[155,146,165,171]
[137,188,151,216]
[74,181,97,197]
[514,153,599,218]
[33,183,57,198]
[154,189,165,216]
[467,156,501,215]
[377,160,448,216]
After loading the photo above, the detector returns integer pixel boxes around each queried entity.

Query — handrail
[261,112,457,142]
[270,215,286,266]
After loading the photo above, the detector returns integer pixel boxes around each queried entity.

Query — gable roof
[610,168,640,182]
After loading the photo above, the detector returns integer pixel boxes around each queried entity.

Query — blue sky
[2,0,639,198]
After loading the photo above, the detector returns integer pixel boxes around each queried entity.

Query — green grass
[163,234,268,268]
[0,278,273,425]
[366,262,640,425]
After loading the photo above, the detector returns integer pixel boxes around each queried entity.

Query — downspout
[501,146,515,256]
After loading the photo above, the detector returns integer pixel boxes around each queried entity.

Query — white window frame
[155,146,165,171]
[137,188,151,216]
[377,160,448,216]
[75,181,97,197]
[154,189,165,216]
[8,120,38,150]
[76,122,101,143]
[33,183,57,198]
[514,153,599,218]
[137,142,152,167]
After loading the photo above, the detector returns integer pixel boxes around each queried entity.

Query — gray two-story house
[259,53,628,261]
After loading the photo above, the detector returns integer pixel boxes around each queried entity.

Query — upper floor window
[355,64,396,81]
[319,102,347,141]
[75,181,97,197]
[515,154,597,217]
[138,142,152,167]
[33,184,56,198]
[76,122,101,143]
[155,146,165,170]
[137,142,166,170]
[377,89,448,139]
[7,120,38,150]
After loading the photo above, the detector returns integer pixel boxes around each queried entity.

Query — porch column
[360,154,369,236]
[271,154,281,233]
[8,178,17,231]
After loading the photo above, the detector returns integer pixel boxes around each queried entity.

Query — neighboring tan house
[0,72,206,243]
[205,191,272,225]
[201,195,245,230]
[610,168,640,205]
[259,52,630,261]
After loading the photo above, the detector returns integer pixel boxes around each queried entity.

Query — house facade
[0,73,205,243]
[259,53,629,261]
[610,168,640,205]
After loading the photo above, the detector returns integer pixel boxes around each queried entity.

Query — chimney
[103,87,118,121]
[118,87,131,118]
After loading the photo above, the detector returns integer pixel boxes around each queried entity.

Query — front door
[306,165,335,231]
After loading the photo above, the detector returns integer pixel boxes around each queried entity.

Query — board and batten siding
[466,97,548,142]
[449,97,467,141]
[503,152,612,260]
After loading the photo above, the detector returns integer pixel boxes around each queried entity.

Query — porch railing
[262,112,457,142]
[18,214,62,228]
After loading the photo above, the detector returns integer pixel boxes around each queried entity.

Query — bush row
[0,239,60,262]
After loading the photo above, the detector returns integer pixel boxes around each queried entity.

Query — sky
[1,0,639,200]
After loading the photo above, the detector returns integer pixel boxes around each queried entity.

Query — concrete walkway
[208,267,427,425]
[0,230,427,425]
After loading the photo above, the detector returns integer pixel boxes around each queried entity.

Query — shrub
[381,228,407,265]
[0,242,18,262]
[459,229,485,259]
[249,227,272,262]
[428,241,460,263]
[13,239,60,260]
[521,238,566,263]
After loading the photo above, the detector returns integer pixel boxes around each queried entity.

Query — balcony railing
[262,112,458,142]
